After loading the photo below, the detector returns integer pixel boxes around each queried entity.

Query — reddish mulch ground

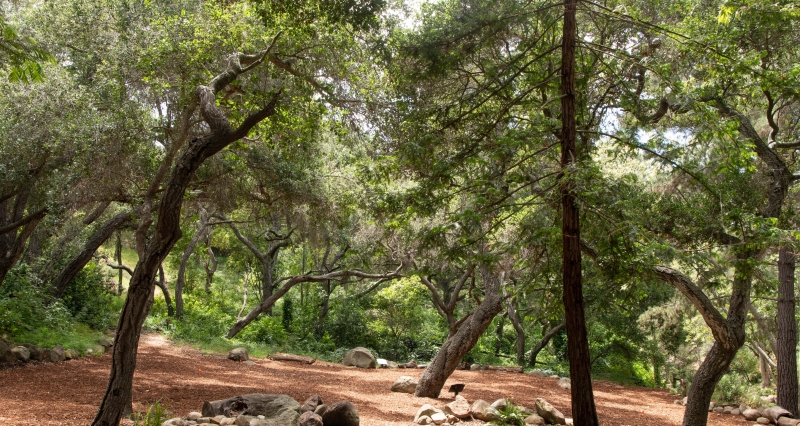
[0,334,750,425]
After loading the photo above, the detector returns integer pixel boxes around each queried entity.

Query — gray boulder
[535,398,565,425]
[471,399,500,421]
[0,340,15,364]
[11,346,30,362]
[321,401,359,426]
[391,376,418,394]
[21,343,44,361]
[524,414,546,425]
[52,345,66,361]
[43,348,61,363]
[228,347,249,362]
[743,408,762,421]
[557,377,571,390]
[342,347,376,368]
[529,369,548,378]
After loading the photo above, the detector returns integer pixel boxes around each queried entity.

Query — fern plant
[491,399,526,426]
[132,401,169,426]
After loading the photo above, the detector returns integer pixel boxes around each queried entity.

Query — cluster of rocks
[162,394,359,426]
[705,401,800,426]
[412,396,571,425]
[340,347,428,370]
[0,338,111,367]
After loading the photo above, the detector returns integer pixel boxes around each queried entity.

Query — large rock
[64,348,80,360]
[21,343,44,361]
[43,348,61,363]
[298,411,323,426]
[471,399,500,421]
[743,408,762,421]
[444,395,471,419]
[557,377,571,390]
[52,345,66,361]
[529,369,548,378]
[535,398,566,425]
[391,376,418,394]
[0,340,15,364]
[342,347,376,369]
[322,401,359,426]
[202,394,299,426]
[11,346,30,362]
[228,347,249,362]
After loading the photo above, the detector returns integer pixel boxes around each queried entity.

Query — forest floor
[0,333,750,426]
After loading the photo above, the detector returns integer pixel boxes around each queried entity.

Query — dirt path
[0,334,750,425]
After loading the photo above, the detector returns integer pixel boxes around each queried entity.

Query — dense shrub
[61,262,117,329]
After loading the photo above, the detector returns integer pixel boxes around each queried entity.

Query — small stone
[731,408,740,415]
[431,412,447,424]
[242,360,256,366]
[219,418,235,426]
[557,377,571,390]
[444,395,471,419]
[524,414,545,425]
[529,369,548,378]
[187,412,202,421]
[298,411,323,426]
[713,407,724,413]
[314,404,327,416]
[549,375,559,379]
[64,348,80,360]
[417,416,432,425]
[197,418,212,424]
[758,417,772,425]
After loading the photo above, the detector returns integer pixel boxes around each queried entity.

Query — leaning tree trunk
[529,322,565,367]
[655,258,752,426]
[91,51,281,426]
[559,0,599,422]
[777,246,798,416]
[50,211,133,298]
[414,264,504,398]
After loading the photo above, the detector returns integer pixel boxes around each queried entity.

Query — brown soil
[0,334,751,425]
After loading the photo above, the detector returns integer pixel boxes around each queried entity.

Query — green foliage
[490,400,526,426]
[132,401,169,426]
[0,265,71,337]
[61,263,117,330]
[0,14,54,82]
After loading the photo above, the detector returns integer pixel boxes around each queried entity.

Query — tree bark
[157,264,174,318]
[777,246,798,416]
[50,211,133,298]
[0,187,47,286]
[227,267,402,338]
[529,322,565,367]
[414,264,504,398]
[560,0,599,422]
[505,295,526,366]
[92,50,281,426]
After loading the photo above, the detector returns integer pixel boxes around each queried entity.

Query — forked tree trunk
[157,265,174,318]
[777,246,798,416]
[505,296,525,366]
[559,0,599,422]
[50,211,133,298]
[414,264,504,398]
[91,51,281,426]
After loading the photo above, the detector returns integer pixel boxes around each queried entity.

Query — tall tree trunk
[759,351,773,388]
[414,264,504,398]
[115,230,123,295]
[777,246,798,416]
[560,0,599,422]
[157,264,174,318]
[505,296,526,366]
[529,322,565,367]
[92,51,281,426]
[50,211,133,298]
[0,195,47,285]
[203,243,217,293]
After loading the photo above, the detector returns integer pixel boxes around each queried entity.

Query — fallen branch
[268,353,316,364]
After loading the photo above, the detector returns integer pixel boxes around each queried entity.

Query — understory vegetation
[0,0,798,424]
